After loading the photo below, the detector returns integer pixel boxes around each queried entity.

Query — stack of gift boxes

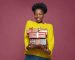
[27,28,48,48]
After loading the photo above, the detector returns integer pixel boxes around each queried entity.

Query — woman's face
[34,9,44,23]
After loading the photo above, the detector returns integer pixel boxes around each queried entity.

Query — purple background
[0,0,75,60]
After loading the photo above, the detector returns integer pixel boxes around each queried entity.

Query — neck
[36,20,44,23]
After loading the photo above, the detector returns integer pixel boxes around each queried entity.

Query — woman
[24,2,54,60]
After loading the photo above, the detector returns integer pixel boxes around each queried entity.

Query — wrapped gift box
[29,32,46,38]
[30,39,46,45]
[27,28,47,38]
[27,28,48,48]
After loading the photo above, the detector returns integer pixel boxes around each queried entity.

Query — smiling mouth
[36,18,41,20]
[36,18,42,23]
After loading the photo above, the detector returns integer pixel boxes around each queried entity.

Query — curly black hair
[32,2,47,14]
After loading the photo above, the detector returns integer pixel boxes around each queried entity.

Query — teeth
[37,18,40,20]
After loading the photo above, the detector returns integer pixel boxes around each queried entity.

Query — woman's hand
[38,45,51,55]
[39,44,45,49]
[44,48,51,55]
[27,44,35,49]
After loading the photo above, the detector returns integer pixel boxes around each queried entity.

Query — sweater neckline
[32,20,45,24]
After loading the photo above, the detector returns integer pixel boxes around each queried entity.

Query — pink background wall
[0,0,75,60]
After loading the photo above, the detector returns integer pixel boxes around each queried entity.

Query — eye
[39,13,43,15]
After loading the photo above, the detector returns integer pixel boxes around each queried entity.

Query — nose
[37,14,40,18]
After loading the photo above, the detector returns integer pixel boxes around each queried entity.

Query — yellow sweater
[24,20,54,59]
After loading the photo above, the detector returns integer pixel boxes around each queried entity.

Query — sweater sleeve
[24,21,30,51]
[47,24,54,56]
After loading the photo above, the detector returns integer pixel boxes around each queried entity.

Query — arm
[24,21,30,51]
[47,24,54,56]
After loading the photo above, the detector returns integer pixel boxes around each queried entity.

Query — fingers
[44,49,51,55]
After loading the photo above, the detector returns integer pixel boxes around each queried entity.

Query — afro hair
[32,2,47,14]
